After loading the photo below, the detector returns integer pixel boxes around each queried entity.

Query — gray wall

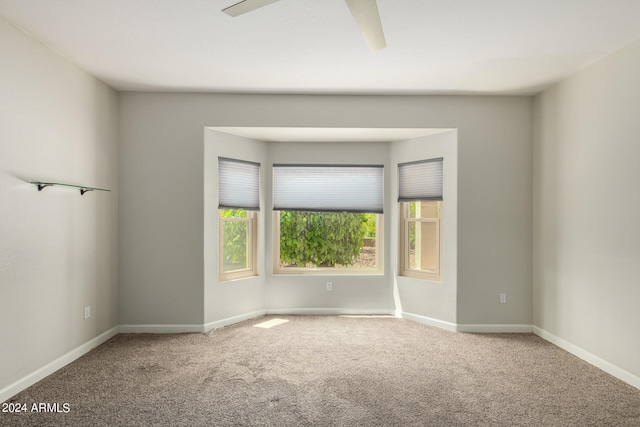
[263,140,394,313]
[118,93,532,328]
[204,130,268,326]
[533,39,640,380]
[202,131,459,324]
[391,131,458,324]
[0,18,118,398]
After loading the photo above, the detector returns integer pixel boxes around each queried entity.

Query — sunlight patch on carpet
[254,318,290,329]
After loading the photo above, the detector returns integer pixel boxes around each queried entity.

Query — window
[398,158,443,281]
[272,164,383,274]
[274,211,382,273]
[400,201,441,280]
[219,209,257,280]
[218,157,259,281]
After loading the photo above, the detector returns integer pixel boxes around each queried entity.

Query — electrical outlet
[84,306,91,319]
[326,282,333,292]
[499,293,507,304]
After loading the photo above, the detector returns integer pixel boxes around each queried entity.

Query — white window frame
[273,211,383,275]
[399,201,442,281]
[218,209,257,281]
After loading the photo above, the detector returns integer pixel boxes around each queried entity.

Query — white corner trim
[398,311,457,332]
[118,324,205,333]
[533,326,640,391]
[204,310,267,332]
[0,326,119,404]
[266,308,396,316]
[457,324,533,333]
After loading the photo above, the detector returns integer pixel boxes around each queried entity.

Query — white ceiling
[2,0,640,95]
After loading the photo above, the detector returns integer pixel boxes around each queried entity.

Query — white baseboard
[457,324,533,333]
[533,326,640,391]
[0,326,119,404]
[266,308,396,316]
[120,309,394,334]
[117,311,534,335]
[118,324,205,333]
[398,311,458,332]
[204,310,267,332]
[399,312,533,334]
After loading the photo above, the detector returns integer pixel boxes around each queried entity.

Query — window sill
[218,270,258,282]
[399,271,442,283]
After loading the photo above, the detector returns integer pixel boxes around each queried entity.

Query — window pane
[408,201,439,219]
[408,221,437,272]
[222,219,248,272]
[221,209,247,218]
[278,211,378,270]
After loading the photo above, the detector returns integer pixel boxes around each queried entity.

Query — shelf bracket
[31,181,110,195]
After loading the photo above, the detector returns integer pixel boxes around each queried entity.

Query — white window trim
[399,202,442,281]
[218,210,257,282]
[272,212,383,275]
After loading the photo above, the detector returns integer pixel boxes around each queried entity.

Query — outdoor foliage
[279,211,370,267]
[221,209,248,269]
[408,202,416,248]
[362,213,377,238]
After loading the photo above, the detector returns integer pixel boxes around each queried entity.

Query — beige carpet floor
[2,315,640,426]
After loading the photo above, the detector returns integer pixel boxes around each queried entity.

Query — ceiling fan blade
[222,0,283,17]
[344,0,386,51]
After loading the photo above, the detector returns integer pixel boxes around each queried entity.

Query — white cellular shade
[218,157,260,210]
[273,165,384,213]
[398,158,443,201]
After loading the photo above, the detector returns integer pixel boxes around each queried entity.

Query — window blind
[273,164,384,214]
[398,157,443,201]
[218,157,260,210]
